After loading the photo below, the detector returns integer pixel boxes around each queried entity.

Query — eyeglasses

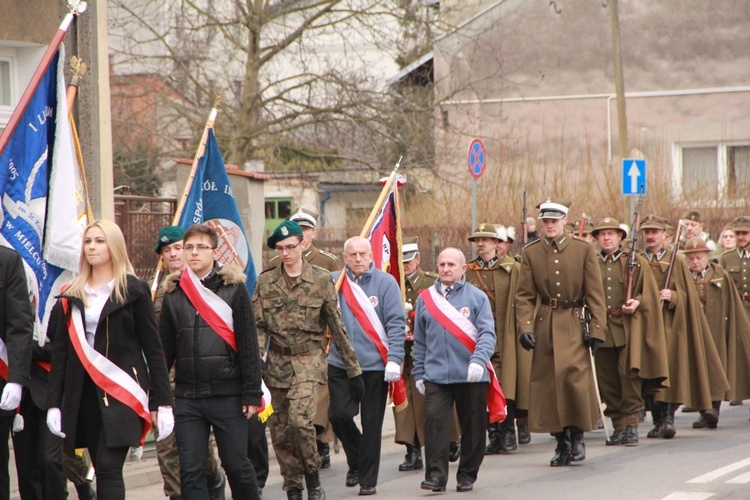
[184,244,216,252]
[275,241,302,253]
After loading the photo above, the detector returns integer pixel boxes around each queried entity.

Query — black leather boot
[550,431,571,467]
[317,441,331,469]
[398,444,423,471]
[662,403,677,439]
[305,470,326,500]
[517,418,531,445]
[623,424,639,445]
[568,426,585,462]
[287,489,304,500]
[647,403,663,438]
[703,401,720,429]
[500,424,518,453]
[485,423,502,455]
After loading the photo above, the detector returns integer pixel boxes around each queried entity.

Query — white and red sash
[0,338,8,380]
[340,274,407,410]
[180,267,236,351]
[422,285,507,423]
[64,301,152,444]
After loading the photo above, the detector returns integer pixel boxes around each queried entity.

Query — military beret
[681,210,702,222]
[267,220,303,249]
[537,197,571,220]
[155,226,185,254]
[731,216,750,232]
[290,207,318,228]
[591,217,626,239]
[682,237,711,254]
[402,236,419,262]
[468,223,504,242]
[639,214,669,231]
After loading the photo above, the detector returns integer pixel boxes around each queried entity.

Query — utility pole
[610,0,632,224]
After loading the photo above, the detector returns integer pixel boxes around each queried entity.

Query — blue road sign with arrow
[622,159,646,196]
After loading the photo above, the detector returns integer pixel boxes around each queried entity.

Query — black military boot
[647,403,664,438]
[550,431,571,467]
[517,417,531,445]
[305,470,326,500]
[703,401,721,429]
[623,425,639,446]
[287,489,304,500]
[606,428,625,446]
[662,403,677,439]
[485,423,502,455]
[568,426,585,462]
[398,444,423,471]
[500,424,518,453]
[317,441,331,469]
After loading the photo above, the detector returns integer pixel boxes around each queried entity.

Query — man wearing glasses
[160,223,262,499]
[254,220,362,500]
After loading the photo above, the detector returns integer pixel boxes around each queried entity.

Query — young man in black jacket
[160,224,262,500]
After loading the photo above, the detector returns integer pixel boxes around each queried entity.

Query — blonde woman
[46,220,173,499]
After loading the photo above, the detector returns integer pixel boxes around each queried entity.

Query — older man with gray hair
[329,236,405,496]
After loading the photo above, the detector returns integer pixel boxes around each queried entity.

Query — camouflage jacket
[253,261,361,388]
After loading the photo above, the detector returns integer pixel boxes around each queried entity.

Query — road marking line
[661,493,715,500]
[726,470,750,484]
[687,457,750,484]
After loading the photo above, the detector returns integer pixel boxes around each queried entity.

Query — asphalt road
[117,402,750,499]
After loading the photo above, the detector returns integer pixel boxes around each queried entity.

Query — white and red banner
[422,286,507,423]
[179,266,236,351]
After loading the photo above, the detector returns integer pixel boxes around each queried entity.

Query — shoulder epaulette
[424,271,438,279]
[523,239,542,249]
[318,249,339,260]
[572,235,591,243]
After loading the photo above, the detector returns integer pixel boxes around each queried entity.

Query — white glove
[156,406,175,442]
[416,379,425,396]
[384,361,402,382]
[0,382,22,410]
[467,363,484,383]
[47,408,66,438]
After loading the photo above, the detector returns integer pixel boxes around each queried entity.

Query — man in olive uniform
[394,237,461,472]
[254,220,363,500]
[516,197,607,467]
[467,223,530,454]
[269,207,342,468]
[679,210,718,256]
[720,215,750,318]
[684,237,750,429]
[591,218,668,446]
[640,215,729,439]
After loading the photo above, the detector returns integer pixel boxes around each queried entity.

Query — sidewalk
[8,406,398,498]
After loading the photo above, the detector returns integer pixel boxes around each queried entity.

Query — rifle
[520,191,528,262]
[662,221,685,306]
[625,195,643,302]
[578,213,589,239]
[578,301,611,441]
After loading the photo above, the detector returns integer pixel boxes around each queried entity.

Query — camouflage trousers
[269,381,320,491]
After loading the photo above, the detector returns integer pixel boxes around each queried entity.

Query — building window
[677,143,750,203]
[264,198,293,237]
[0,59,10,106]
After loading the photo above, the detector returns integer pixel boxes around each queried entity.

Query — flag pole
[335,157,402,292]
[65,56,95,222]
[0,0,87,157]
[151,93,223,299]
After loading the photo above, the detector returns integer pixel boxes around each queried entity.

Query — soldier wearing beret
[684,237,750,429]
[254,221,363,500]
[393,237,461,472]
[591,218,668,446]
[467,223,530,454]
[268,207,342,469]
[720,216,750,318]
[639,215,728,438]
[679,210,718,256]
[516,197,607,467]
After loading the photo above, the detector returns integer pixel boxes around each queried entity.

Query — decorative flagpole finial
[394,155,403,172]
[69,56,88,79]
[213,92,224,109]
[67,0,88,15]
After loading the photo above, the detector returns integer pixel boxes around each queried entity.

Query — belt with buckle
[540,298,584,309]
[607,308,623,317]
[269,338,321,355]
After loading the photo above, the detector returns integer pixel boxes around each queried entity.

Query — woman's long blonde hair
[65,220,135,306]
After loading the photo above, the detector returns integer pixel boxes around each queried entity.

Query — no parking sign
[468,139,486,179]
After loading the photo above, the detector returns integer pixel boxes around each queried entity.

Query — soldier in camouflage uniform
[254,220,363,500]
[394,237,461,472]
[467,223,530,454]
[267,207,342,468]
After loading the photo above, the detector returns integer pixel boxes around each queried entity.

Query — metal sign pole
[472,177,478,259]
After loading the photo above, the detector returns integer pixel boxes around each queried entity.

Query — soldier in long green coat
[254,220,362,500]
[516,197,607,467]
[684,237,750,429]
[466,223,530,453]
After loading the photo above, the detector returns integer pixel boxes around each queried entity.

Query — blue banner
[0,51,71,338]
[177,128,257,293]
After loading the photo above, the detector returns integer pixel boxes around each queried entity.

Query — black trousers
[175,395,259,500]
[11,392,66,500]
[328,367,388,487]
[248,415,269,489]
[425,381,488,486]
